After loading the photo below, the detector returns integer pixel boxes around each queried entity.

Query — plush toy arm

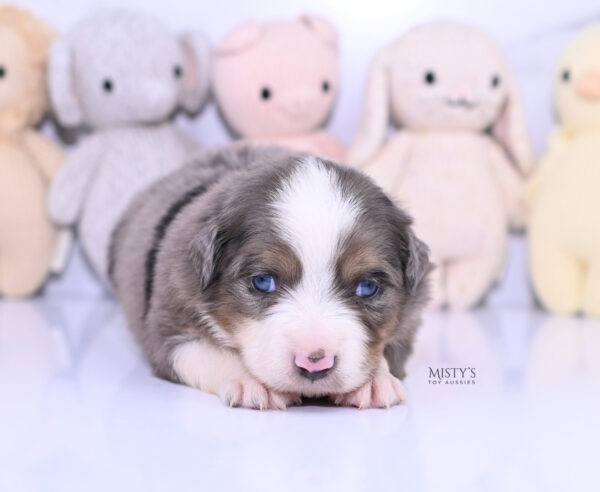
[525,130,568,207]
[487,141,525,230]
[22,131,74,273]
[361,133,413,196]
[22,131,64,182]
[48,136,102,226]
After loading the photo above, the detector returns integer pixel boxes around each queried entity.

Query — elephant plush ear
[48,35,84,127]
[214,21,263,55]
[299,14,338,47]
[179,31,211,114]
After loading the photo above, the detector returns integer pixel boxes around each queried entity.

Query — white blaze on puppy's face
[234,158,371,395]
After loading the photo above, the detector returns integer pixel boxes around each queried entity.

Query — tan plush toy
[527,24,600,316]
[0,7,63,297]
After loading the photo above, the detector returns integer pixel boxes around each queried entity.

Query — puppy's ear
[188,215,222,290]
[403,230,431,295]
[393,209,430,295]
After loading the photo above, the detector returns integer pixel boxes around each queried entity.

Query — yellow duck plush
[528,24,600,316]
[0,7,63,297]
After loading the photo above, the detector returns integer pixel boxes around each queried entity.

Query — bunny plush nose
[576,70,600,100]
[294,350,335,381]
[281,91,317,117]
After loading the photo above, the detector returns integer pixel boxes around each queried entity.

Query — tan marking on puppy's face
[334,231,406,342]
[207,238,303,335]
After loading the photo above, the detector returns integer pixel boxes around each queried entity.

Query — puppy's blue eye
[356,280,378,298]
[252,274,276,293]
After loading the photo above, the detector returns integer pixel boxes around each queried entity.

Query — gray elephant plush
[47,9,210,287]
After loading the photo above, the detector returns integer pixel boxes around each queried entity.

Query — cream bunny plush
[527,24,600,316]
[0,6,63,297]
[212,15,344,161]
[47,10,210,288]
[348,21,534,310]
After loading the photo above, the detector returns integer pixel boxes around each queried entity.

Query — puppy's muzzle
[294,350,336,381]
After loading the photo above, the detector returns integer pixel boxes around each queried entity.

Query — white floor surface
[1,299,598,492]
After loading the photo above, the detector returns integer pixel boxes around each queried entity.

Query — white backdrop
[16,0,600,305]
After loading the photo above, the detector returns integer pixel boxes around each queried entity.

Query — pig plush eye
[322,80,330,92]
[561,69,571,83]
[356,280,378,298]
[491,74,501,88]
[0,66,6,79]
[252,274,276,293]
[173,65,183,78]
[260,86,272,100]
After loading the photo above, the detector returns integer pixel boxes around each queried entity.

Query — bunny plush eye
[491,74,501,88]
[424,71,436,85]
[0,66,6,79]
[561,69,571,83]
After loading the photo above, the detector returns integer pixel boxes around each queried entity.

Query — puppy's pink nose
[294,350,335,373]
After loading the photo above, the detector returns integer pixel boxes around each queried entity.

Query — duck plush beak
[576,69,600,100]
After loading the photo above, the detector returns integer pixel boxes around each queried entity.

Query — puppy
[109,147,430,409]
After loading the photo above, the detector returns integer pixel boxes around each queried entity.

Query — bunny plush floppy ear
[48,35,84,127]
[491,66,535,175]
[347,46,392,168]
[180,32,211,114]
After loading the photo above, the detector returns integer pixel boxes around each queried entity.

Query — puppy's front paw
[332,371,406,409]
[219,377,301,410]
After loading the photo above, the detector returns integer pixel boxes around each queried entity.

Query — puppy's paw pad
[332,373,406,409]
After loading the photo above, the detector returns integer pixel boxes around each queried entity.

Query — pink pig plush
[212,15,344,161]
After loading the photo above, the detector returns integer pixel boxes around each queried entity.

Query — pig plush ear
[491,65,535,176]
[214,21,263,55]
[180,32,211,113]
[48,35,84,127]
[347,46,392,168]
[299,14,338,46]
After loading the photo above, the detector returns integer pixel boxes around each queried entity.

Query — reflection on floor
[0,299,598,492]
